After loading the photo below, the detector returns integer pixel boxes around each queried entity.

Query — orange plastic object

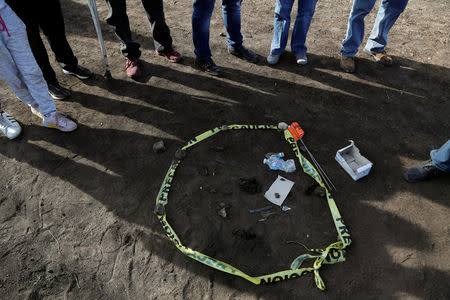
[288,122,305,140]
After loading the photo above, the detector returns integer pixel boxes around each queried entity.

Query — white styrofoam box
[335,140,373,181]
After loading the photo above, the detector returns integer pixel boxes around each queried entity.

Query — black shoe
[194,58,222,76]
[48,82,71,100]
[228,47,258,63]
[62,65,92,79]
[404,159,444,183]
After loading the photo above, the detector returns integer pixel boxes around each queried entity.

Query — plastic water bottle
[263,153,296,173]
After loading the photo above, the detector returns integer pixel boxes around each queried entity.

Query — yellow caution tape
[155,124,351,290]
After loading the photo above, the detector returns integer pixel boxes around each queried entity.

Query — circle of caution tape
[155,124,351,290]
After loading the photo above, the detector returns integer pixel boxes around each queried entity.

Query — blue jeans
[270,0,317,55]
[341,0,408,57]
[192,0,243,60]
[431,140,450,173]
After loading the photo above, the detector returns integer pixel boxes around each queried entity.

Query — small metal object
[281,205,291,211]
[249,206,273,214]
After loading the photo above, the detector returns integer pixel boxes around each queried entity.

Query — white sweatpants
[0,4,56,115]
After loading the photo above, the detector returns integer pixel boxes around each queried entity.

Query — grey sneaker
[295,53,308,65]
[0,111,22,139]
[267,53,281,65]
[404,160,444,182]
[41,111,77,132]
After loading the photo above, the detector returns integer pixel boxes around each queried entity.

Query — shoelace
[0,15,10,37]
[0,112,17,123]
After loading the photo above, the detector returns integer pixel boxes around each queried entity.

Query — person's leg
[141,0,172,52]
[291,0,318,55]
[341,0,376,57]
[192,0,215,60]
[105,0,141,59]
[1,6,55,116]
[6,1,59,85]
[365,0,408,54]
[270,0,294,56]
[431,140,450,173]
[37,0,78,68]
[222,0,243,51]
[222,0,257,62]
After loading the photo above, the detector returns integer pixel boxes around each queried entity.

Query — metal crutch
[87,0,112,79]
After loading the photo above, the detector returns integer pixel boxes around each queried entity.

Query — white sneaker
[0,111,22,139]
[42,111,77,132]
[296,53,308,65]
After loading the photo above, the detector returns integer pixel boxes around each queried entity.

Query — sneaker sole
[42,121,77,132]
[62,69,91,80]
[49,91,70,100]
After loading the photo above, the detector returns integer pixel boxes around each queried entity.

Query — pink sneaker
[42,112,77,132]
[155,49,182,63]
[126,58,142,78]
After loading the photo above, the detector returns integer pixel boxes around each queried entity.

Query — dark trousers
[105,0,173,59]
[6,0,78,85]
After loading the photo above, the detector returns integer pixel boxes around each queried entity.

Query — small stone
[222,185,233,195]
[218,207,227,218]
[313,186,326,197]
[219,202,231,209]
[199,167,208,176]
[174,149,186,160]
[153,140,166,153]
[278,122,288,130]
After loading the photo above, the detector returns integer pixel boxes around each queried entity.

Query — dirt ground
[0,0,449,299]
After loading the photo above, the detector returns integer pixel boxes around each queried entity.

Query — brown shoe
[364,49,393,66]
[340,56,355,73]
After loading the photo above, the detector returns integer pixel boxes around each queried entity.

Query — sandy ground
[0,0,449,299]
